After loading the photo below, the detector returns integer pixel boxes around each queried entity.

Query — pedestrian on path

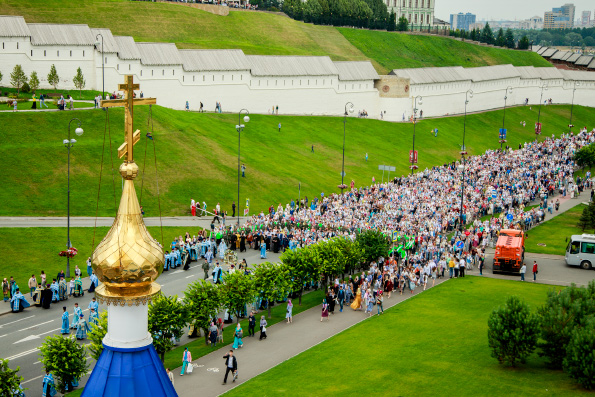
[286,299,293,323]
[320,298,329,322]
[520,263,526,281]
[42,370,57,397]
[180,347,192,375]
[259,315,268,339]
[28,274,37,297]
[248,311,256,336]
[75,314,90,340]
[222,350,238,385]
[61,307,70,334]
[532,261,538,282]
[166,368,174,386]
[232,323,244,349]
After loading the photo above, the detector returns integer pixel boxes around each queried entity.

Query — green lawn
[0,104,591,218]
[0,227,202,293]
[226,277,586,396]
[338,29,552,71]
[526,204,587,256]
[0,0,550,74]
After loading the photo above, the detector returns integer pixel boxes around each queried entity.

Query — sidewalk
[172,277,449,397]
[0,216,250,229]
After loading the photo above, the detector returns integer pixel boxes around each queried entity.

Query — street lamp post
[95,34,105,101]
[64,118,84,278]
[410,96,422,175]
[460,89,473,231]
[536,83,548,139]
[568,82,580,134]
[340,102,354,195]
[236,109,250,228]
[500,86,513,151]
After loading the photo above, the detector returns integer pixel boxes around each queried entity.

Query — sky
[434,1,594,21]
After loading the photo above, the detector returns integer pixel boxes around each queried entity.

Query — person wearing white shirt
[459,258,466,278]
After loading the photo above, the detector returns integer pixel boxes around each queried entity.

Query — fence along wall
[0,15,594,121]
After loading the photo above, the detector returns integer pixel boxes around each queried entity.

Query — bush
[563,316,595,390]
[39,335,88,393]
[355,229,390,265]
[20,82,30,94]
[87,311,108,360]
[0,359,25,396]
[487,296,540,367]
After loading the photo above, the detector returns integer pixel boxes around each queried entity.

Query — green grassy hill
[0,0,550,74]
[0,104,591,217]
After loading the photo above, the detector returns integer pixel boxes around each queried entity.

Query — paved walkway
[173,276,450,396]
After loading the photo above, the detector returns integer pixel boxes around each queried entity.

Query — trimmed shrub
[563,316,595,390]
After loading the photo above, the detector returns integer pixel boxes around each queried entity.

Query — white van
[565,234,595,270]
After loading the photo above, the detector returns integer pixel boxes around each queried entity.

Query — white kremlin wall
[0,15,594,122]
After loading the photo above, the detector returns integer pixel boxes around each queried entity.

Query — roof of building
[516,66,564,80]
[389,66,469,84]
[27,23,95,46]
[575,55,594,66]
[566,53,581,63]
[136,42,183,66]
[113,36,141,60]
[588,59,595,69]
[246,55,339,77]
[0,15,30,37]
[90,28,119,54]
[551,50,568,60]
[537,47,549,55]
[541,48,558,58]
[561,52,573,61]
[333,61,379,81]
[531,45,542,52]
[559,69,595,81]
[179,49,249,72]
[459,64,520,82]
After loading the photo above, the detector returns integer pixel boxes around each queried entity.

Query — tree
[563,315,595,389]
[183,280,222,345]
[355,229,390,265]
[281,246,321,305]
[518,35,530,50]
[47,64,59,91]
[386,9,396,31]
[72,67,86,99]
[538,283,595,369]
[496,28,505,47]
[487,296,540,367]
[396,16,409,32]
[480,22,494,44]
[565,32,583,46]
[10,64,27,98]
[505,28,515,48]
[87,311,108,360]
[220,271,257,323]
[0,71,3,84]
[148,294,189,362]
[0,359,25,397]
[39,335,88,393]
[253,262,291,318]
[574,144,595,171]
[314,239,346,289]
[29,71,40,92]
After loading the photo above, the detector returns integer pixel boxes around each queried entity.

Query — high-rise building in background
[544,3,575,29]
[385,0,435,28]
[581,10,591,26]
[449,12,476,31]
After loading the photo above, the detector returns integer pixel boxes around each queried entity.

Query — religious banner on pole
[499,128,507,140]
[534,122,542,134]
[409,150,418,164]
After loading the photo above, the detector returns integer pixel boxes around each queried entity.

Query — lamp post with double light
[410,95,422,175]
[236,109,250,228]
[568,82,580,134]
[500,86,513,150]
[459,89,473,231]
[340,102,354,194]
[64,118,84,278]
[535,83,548,139]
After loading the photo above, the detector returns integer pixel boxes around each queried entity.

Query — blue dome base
[82,343,178,397]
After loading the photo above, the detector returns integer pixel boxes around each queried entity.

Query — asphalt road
[0,246,280,391]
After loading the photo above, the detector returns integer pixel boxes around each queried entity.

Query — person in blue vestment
[260,242,267,259]
[175,249,182,267]
[88,273,98,293]
[42,371,57,397]
[88,308,99,329]
[163,251,170,271]
[58,277,68,301]
[71,303,82,329]
[232,323,244,349]
[10,279,18,298]
[76,314,90,340]
[88,297,98,312]
[49,280,59,303]
[61,307,70,334]
[218,240,227,259]
[86,257,93,277]
[73,276,84,297]
[10,289,30,312]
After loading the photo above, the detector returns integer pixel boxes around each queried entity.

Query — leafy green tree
[538,283,595,369]
[87,311,108,360]
[496,28,505,47]
[470,28,478,41]
[480,22,494,44]
[0,359,25,396]
[10,64,27,97]
[148,294,189,362]
[253,262,291,318]
[220,271,257,323]
[356,229,390,265]
[487,296,540,367]
[72,67,86,99]
[386,10,396,31]
[565,32,583,46]
[563,315,595,389]
[183,280,223,344]
[505,28,515,48]
[47,64,59,91]
[281,245,321,305]
[574,144,595,171]
[313,239,346,289]
[39,335,88,393]
[334,237,363,276]
[518,35,530,50]
[29,71,40,92]
[396,15,409,31]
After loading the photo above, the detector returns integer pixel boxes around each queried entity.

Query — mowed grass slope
[0,105,593,217]
[527,204,587,256]
[225,277,585,396]
[0,0,549,74]
[338,28,552,71]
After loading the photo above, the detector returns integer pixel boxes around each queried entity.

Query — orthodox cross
[100,75,156,162]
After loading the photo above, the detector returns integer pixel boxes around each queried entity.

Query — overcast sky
[434,1,594,21]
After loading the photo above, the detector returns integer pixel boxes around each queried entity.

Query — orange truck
[493,229,525,274]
